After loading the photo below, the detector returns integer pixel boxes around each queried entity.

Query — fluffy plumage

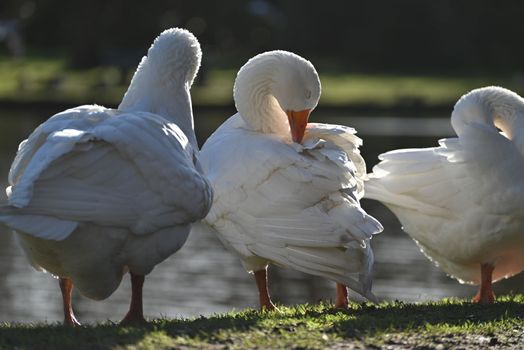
[366,86,524,291]
[0,28,212,322]
[200,51,382,305]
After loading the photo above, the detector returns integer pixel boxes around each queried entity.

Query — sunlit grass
[0,295,523,349]
[1,54,523,108]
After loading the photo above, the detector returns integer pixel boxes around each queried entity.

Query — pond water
[0,107,522,323]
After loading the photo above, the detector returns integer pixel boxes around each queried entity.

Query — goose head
[143,27,202,89]
[119,27,201,113]
[233,50,321,144]
[451,86,524,140]
[118,28,202,149]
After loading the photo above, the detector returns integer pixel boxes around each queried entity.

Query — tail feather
[365,176,451,218]
[248,242,377,302]
[0,205,77,240]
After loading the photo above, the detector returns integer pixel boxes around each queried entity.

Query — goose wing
[2,105,212,240]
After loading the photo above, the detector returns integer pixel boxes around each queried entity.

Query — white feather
[366,86,524,285]
[202,115,382,300]
[201,51,382,302]
[0,28,213,303]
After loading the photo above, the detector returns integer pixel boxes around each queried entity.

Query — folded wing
[3,106,212,240]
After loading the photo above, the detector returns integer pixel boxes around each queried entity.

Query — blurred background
[0,0,523,323]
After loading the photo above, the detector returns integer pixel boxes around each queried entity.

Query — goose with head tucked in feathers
[200,50,383,310]
[0,28,213,325]
[366,86,524,303]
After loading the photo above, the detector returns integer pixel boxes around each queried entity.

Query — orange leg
[121,272,147,325]
[334,283,349,309]
[254,268,276,311]
[472,263,496,304]
[59,277,81,326]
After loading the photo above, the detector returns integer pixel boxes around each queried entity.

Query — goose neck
[234,62,289,137]
[120,80,198,150]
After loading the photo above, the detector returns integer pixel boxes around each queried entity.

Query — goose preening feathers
[0,28,213,324]
[366,86,524,303]
[200,50,382,309]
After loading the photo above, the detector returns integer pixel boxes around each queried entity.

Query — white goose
[366,86,524,303]
[0,28,213,324]
[200,51,382,310]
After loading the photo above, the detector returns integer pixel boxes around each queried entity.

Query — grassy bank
[1,55,523,109]
[1,295,523,349]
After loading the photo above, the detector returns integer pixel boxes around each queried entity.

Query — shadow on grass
[156,308,263,338]
[0,322,148,350]
[0,309,264,350]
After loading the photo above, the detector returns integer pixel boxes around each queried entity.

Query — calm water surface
[0,109,522,323]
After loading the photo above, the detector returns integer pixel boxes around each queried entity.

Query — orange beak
[286,109,311,144]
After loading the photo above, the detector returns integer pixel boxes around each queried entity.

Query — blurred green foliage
[1,54,519,108]
[1,1,523,109]
[1,0,523,74]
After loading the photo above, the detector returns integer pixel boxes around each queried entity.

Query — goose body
[200,51,382,308]
[0,28,213,323]
[366,86,524,302]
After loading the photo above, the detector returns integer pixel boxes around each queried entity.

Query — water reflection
[0,109,522,323]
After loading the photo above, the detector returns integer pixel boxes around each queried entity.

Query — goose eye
[305,90,312,99]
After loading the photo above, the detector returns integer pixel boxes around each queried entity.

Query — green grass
[1,54,523,108]
[1,295,523,349]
